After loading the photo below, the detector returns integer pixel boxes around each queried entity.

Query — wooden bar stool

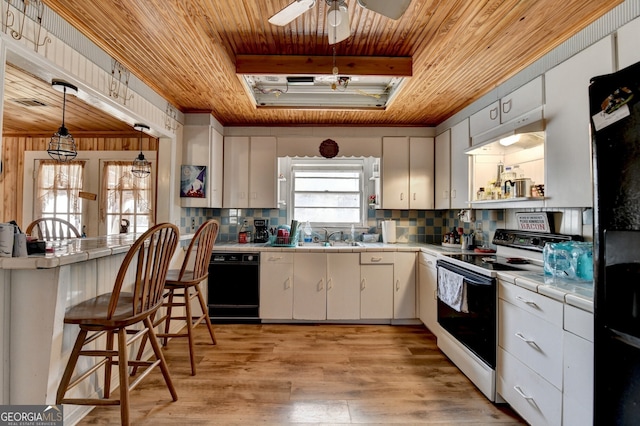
[134,219,219,376]
[56,223,179,426]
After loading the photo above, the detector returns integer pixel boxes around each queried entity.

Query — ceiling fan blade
[327,6,350,45]
[356,0,411,20]
[269,0,316,26]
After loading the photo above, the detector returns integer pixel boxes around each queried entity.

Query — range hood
[466,107,545,155]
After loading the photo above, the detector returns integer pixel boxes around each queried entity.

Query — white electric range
[435,229,583,401]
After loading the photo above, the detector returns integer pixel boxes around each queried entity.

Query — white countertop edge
[565,293,594,313]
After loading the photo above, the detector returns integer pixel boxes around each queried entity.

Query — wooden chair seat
[56,223,179,426]
[63,292,151,328]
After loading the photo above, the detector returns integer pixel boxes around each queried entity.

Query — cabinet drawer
[498,348,562,426]
[418,252,437,267]
[499,299,563,388]
[499,281,563,326]
[360,252,394,264]
[564,304,593,342]
[262,252,294,264]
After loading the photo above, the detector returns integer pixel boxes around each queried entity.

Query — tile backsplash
[180,207,509,246]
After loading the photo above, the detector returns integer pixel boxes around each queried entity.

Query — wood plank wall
[0,135,158,224]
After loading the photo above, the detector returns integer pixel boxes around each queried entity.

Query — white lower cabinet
[393,252,416,319]
[562,305,593,426]
[360,252,394,319]
[259,252,293,319]
[418,252,439,337]
[498,281,563,426]
[326,253,361,320]
[293,253,327,320]
[259,250,417,322]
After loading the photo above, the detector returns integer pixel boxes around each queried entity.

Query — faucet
[322,229,343,242]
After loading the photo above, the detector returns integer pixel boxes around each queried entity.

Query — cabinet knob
[361,278,366,290]
[513,386,534,401]
[515,295,539,309]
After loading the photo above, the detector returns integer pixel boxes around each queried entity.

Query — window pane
[103,162,153,234]
[295,193,360,207]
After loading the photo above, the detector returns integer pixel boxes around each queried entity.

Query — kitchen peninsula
[0,233,190,425]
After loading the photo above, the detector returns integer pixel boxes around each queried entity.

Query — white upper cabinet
[223,136,277,208]
[450,119,471,209]
[544,36,614,208]
[435,130,451,210]
[181,114,223,208]
[382,136,434,209]
[470,77,543,142]
[617,16,640,69]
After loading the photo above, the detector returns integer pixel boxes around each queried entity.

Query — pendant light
[47,80,78,162]
[131,123,151,178]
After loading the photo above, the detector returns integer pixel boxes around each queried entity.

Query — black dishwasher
[208,252,260,323]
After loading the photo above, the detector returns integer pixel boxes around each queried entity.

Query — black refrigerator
[590,59,640,425]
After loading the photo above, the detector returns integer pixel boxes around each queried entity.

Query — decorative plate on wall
[319,139,339,158]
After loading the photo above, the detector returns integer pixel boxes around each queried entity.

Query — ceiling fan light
[327,2,342,27]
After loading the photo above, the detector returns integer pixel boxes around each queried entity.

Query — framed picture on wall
[180,165,206,198]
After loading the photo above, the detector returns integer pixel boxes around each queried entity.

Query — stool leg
[195,284,216,345]
[104,330,115,398]
[117,328,131,426]
[56,329,88,404]
[162,288,175,347]
[144,316,178,401]
[184,286,196,375]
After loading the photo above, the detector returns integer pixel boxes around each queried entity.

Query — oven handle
[462,277,493,287]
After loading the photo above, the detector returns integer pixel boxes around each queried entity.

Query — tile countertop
[211,241,473,254]
[498,270,594,313]
[0,232,195,269]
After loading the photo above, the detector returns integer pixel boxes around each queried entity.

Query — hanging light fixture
[131,123,151,178]
[47,80,78,162]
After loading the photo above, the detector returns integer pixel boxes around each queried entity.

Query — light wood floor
[77,323,525,425]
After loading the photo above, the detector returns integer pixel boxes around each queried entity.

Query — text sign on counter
[515,212,551,232]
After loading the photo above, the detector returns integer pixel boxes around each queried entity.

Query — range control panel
[492,229,583,252]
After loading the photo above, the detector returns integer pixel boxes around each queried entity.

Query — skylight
[241,74,406,110]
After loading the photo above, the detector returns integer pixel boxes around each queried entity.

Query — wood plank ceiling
[11,0,624,130]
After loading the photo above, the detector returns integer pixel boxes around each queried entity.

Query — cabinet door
[382,137,409,209]
[499,76,543,123]
[617,16,640,69]
[545,36,613,208]
[563,331,593,426]
[181,122,223,208]
[259,253,293,319]
[418,253,439,337]
[293,253,327,320]
[393,252,416,319]
[249,136,277,208]
[209,128,224,208]
[360,264,393,319]
[326,253,360,320]
[223,136,250,207]
[409,137,434,209]
[470,100,500,138]
[434,130,451,210]
[450,119,470,209]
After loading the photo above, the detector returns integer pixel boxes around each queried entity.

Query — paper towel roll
[0,223,15,257]
[381,220,396,243]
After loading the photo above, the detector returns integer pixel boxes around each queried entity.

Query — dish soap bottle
[304,221,313,243]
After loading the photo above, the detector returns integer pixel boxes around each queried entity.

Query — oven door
[436,260,496,369]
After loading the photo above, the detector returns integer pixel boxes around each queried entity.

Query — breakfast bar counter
[0,233,190,424]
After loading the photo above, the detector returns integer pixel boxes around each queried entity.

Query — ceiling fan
[268,0,412,45]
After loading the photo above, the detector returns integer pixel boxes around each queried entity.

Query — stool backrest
[177,219,219,282]
[26,217,80,240]
[109,223,179,320]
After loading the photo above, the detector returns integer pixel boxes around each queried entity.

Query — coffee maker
[253,219,269,243]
